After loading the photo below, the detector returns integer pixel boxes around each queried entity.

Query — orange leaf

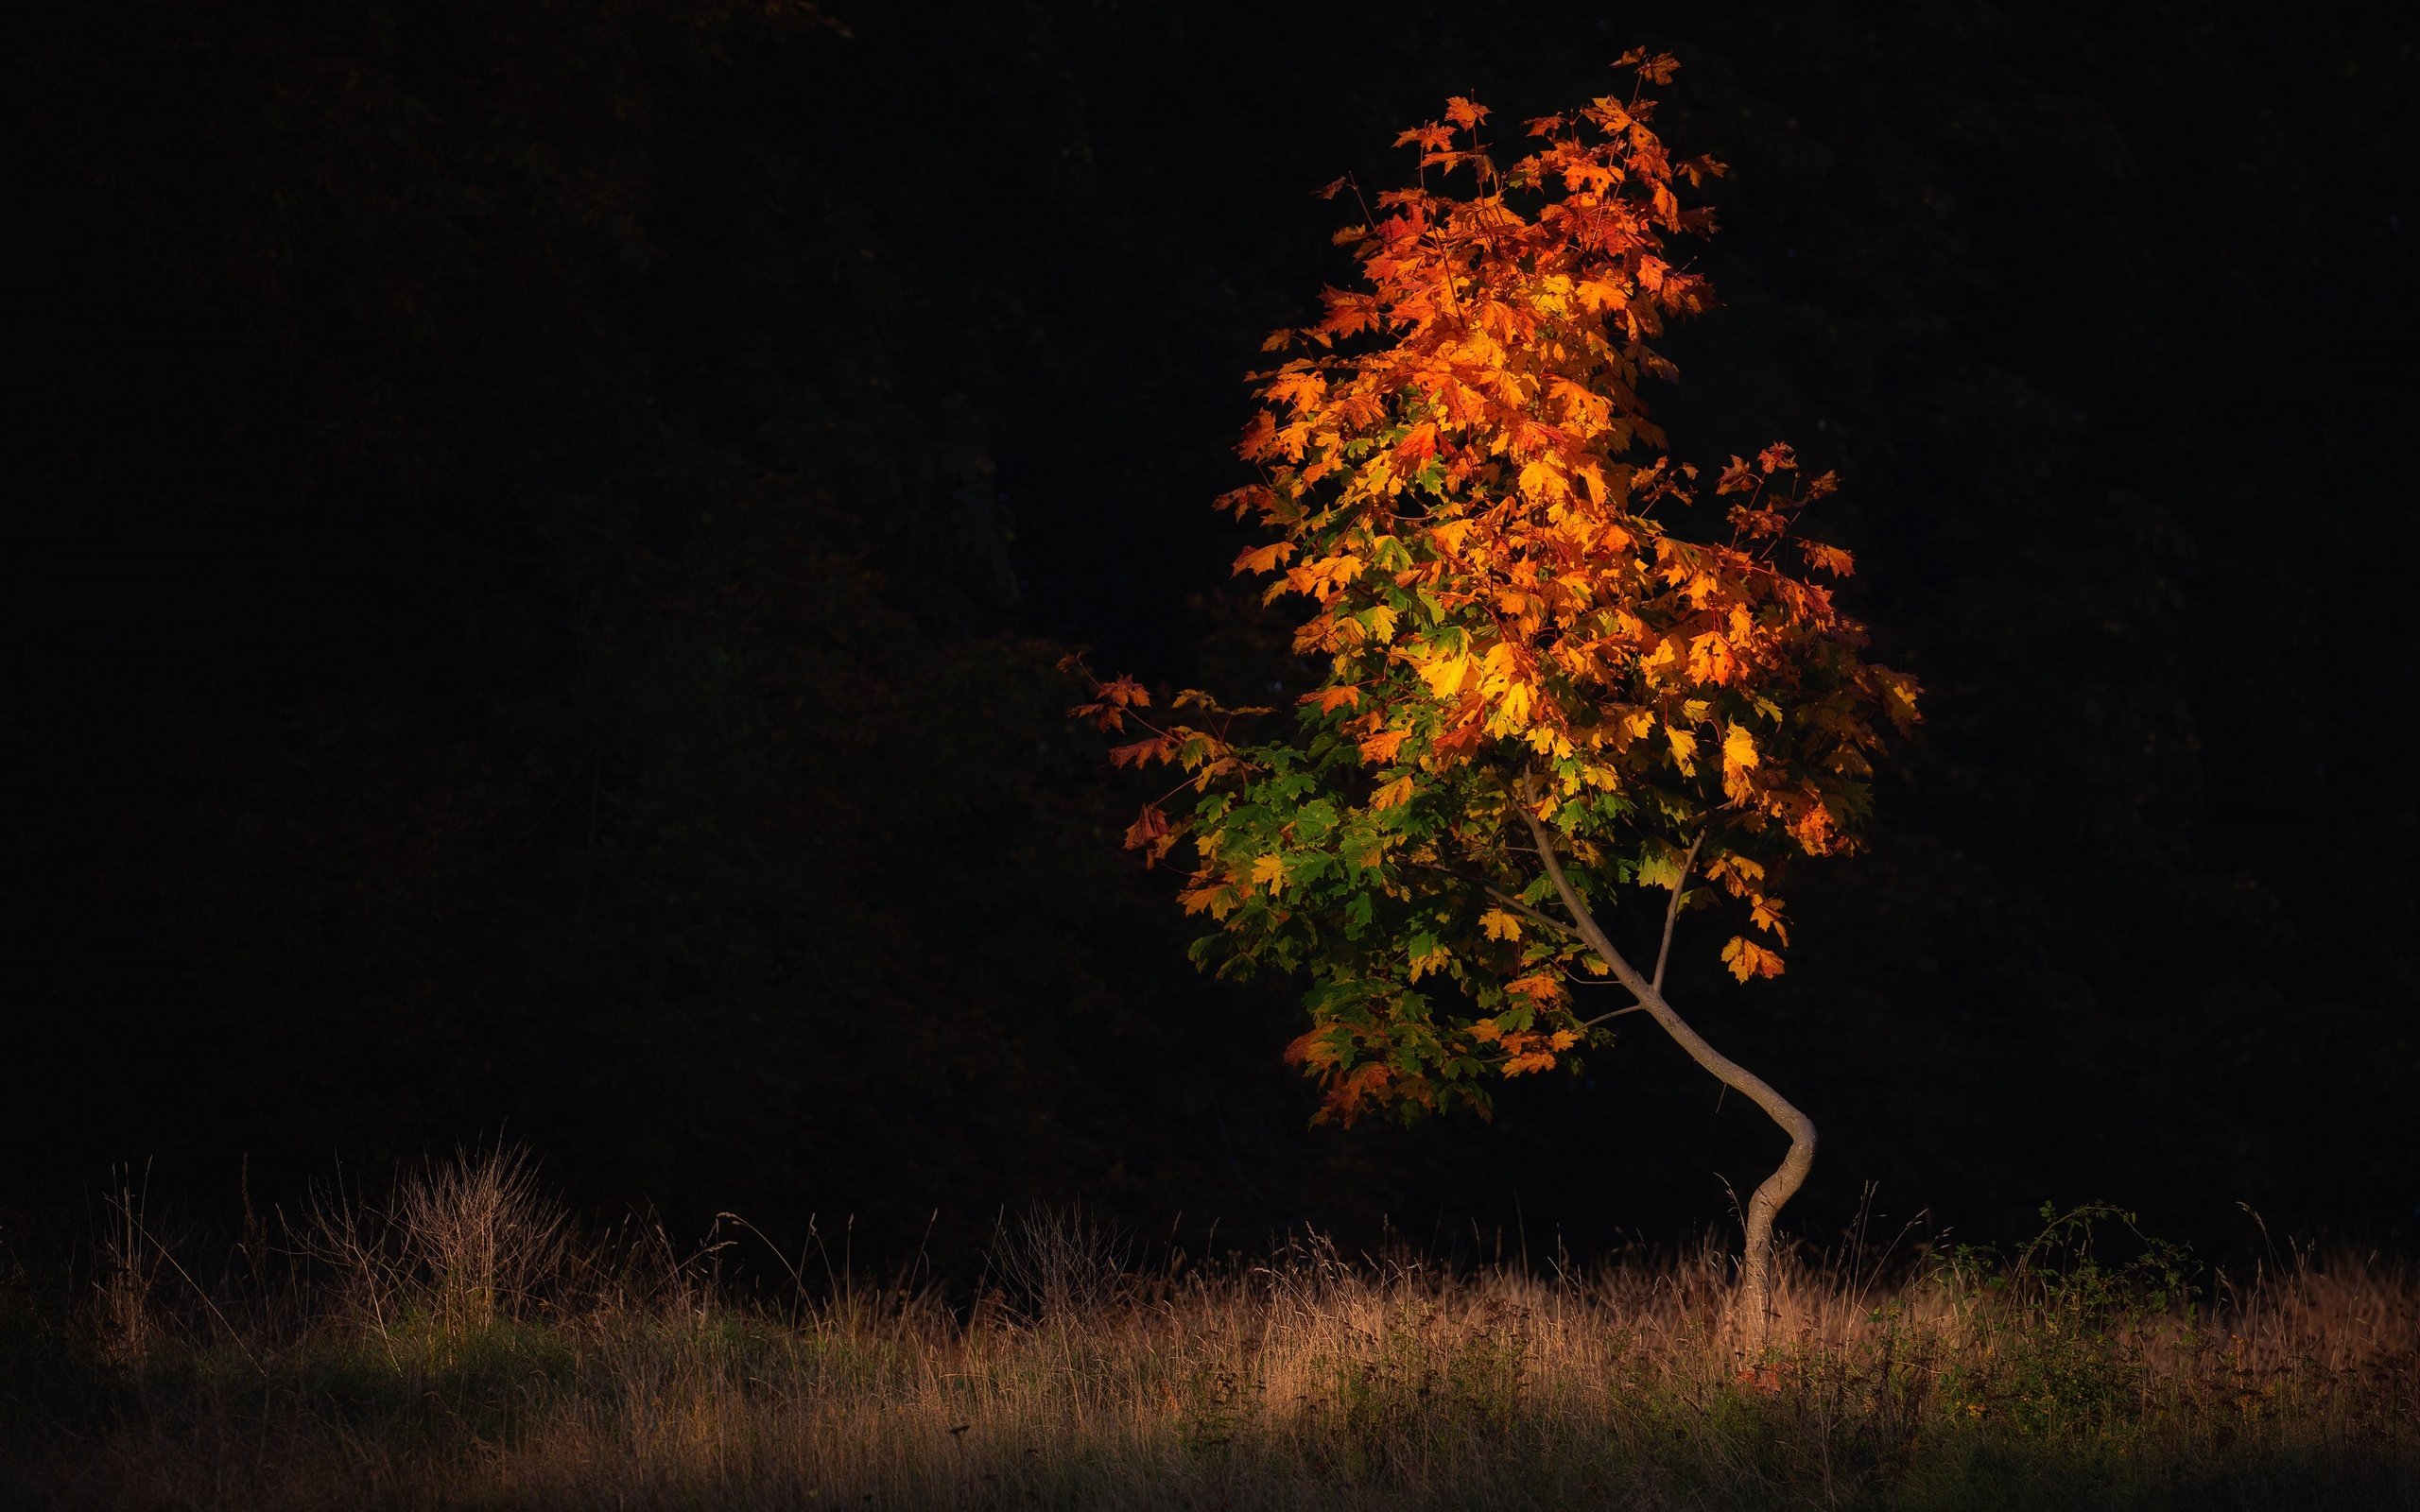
[1504,971,1564,1005]
[1283,1028,1338,1067]
[1234,541,1295,575]
[1358,729,1410,765]
[1108,734,1178,768]
[1720,936,1785,982]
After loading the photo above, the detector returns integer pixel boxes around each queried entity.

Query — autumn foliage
[1074,53,1916,1125]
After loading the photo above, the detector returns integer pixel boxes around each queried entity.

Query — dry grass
[2,1153,2413,1510]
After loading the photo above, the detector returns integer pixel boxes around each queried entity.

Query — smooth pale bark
[1517,804,1814,1358]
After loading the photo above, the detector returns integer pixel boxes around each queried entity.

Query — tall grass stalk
[2,1152,2411,1509]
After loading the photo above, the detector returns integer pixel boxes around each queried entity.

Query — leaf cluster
[1080,54,1918,1125]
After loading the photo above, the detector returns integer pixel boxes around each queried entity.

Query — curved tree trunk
[1519,808,1815,1358]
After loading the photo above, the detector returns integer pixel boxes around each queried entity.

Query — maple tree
[1070,52,1917,1353]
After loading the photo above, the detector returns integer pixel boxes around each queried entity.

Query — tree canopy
[1077,56,1915,1129]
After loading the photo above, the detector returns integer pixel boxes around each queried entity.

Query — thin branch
[1651,828,1709,995]
[1479,884,1576,939]
[1407,861,1580,941]
[1577,1004,1651,1029]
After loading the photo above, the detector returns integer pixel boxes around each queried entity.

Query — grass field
[2,1153,2412,1510]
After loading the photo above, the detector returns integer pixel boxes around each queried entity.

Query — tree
[1072,52,1917,1353]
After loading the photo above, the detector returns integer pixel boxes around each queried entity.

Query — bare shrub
[298,1144,571,1340]
[390,1144,569,1331]
[984,1203,1134,1322]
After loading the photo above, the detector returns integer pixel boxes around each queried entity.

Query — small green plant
[1930,1201,2202,1436]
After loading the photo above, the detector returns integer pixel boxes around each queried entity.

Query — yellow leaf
[1706,852,1766,887]
[1496,678,1534,728]
[1749,894,1789,944]
[1687,631,1737,685]
[1525,724,1574,758]
[1719,721,1760,800]
[1479,907,1523,941]
[1370,774,1417,812]
[1518,457,1565,501]
[1720,936,1785,982]
[1285,553,1365,600]
[1251,853,1288,892]
[1419,653,1473,697]
[1638,848,1685,889]
[1665,725,1699,775]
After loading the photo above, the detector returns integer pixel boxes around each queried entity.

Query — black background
[8,0,2415,1272]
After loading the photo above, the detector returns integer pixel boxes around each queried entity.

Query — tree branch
[1577,1004,1650,1029]
[1651,828,1709,995]
[1513,782,1815,1357]
[1408,861,1581,941]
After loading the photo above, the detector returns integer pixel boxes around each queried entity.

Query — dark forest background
[7,0,2416,1271]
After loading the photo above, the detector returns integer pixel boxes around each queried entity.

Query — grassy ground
[1,1154,2412,1510]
